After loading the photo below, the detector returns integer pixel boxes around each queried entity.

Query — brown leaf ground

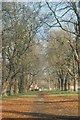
[0,94,80,119]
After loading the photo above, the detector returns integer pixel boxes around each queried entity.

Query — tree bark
[68,81,70,91]
[57,79,60,90]
[10,84,14,95]
[74,77,76,91]
[2,81,9,96]
[15,79,19,94]
[64,80,67,91]
[61,79,64,91]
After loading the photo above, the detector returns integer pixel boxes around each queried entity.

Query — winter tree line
[2,1,80,96]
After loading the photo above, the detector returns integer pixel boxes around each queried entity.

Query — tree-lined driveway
[1,94,79,119]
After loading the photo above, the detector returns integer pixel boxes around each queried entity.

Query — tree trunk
[73,74,77,91]
[64,80,67,91]
[64,73,69,91]
[78,62,80,90]
[75,16,80,90]
[10,84,14,95]
[22,77,27,93]
[68,81,70,91]
[2,81,9,96]
[61,79,64,91]
[15,79,19,94]
[23,86,27,93]
[57,79,60,90]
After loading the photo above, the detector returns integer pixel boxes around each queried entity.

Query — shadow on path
[2,109,79,120]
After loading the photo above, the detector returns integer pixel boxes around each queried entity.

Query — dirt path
[0,94,79,119]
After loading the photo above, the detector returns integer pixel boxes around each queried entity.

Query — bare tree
[46,1,80,89]
[46,30,78,91]
[2,2,47,96]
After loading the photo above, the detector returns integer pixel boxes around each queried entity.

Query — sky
[0,0,77,2]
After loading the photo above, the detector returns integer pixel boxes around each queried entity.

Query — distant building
[29,82,39,91]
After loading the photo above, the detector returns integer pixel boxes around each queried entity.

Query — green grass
[47,91,78,95]
[0,91,39,99]
[19,91,39,96]
[0,90,79,99]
